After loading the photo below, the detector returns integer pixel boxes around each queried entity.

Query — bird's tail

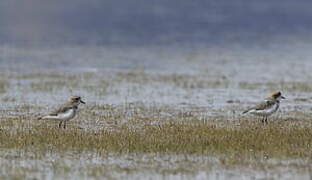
[37,115,44,120]
[37,115,58,120]
[242,109,250,114]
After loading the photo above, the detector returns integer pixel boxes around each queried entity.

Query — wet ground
[1,150,311,180]
[0,44,312,179]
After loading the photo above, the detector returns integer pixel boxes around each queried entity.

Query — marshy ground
[1,45,312,179]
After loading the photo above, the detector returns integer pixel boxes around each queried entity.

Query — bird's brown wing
[243,99,275,113]
[49,104,73,116]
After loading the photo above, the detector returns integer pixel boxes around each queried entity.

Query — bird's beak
[281,96,286,99]
[80,100,86,104]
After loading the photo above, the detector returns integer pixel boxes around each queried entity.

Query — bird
[242,91,285,124]
[38,96,85,129]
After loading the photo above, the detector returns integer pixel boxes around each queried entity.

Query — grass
[116,71,230,89]
[0,122,311,161]
[1,70,312,178]
[0,71,311,162]
[239,81,312,92]
[0,79,9,94]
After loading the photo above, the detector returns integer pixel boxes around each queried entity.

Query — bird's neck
[275,99,280,104]
[266,97,279,103]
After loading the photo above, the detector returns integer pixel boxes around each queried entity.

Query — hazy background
[1,0,312,47]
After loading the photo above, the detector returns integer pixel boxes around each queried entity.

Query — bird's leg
[265,117,268,124]
[63,121,66,129]
[59,121,62,128]
[261,116,265,124]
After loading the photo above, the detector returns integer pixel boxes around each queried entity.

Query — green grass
[0,122,311,161]
[239,81,312,92]
[116,71,230,89]
[1,70,312,177]
[0,79,9,94]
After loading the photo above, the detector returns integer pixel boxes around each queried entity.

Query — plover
[242,91,285,124]
[38,96,85,129]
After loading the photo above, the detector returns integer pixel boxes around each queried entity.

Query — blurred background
[1,0,311,110]
[1,0,312,47]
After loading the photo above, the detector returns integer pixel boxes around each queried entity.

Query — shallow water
[0,150,311,180]
[1,51,312,126]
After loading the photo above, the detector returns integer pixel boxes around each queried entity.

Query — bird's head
[68,96,85,106]
[269,91,285,101]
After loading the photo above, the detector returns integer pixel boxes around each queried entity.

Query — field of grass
[1,121,312,159]
[0,109,312,179]
[1,109,312,179]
